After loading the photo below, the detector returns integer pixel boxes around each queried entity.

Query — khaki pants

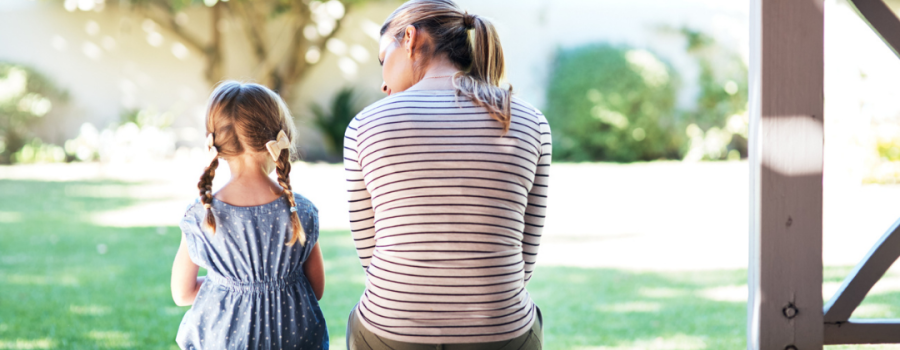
[346,306,543,350]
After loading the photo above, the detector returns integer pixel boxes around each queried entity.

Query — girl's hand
[303,242,325,300]
[171,233,204,306]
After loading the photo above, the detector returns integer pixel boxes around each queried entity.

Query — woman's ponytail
[466,14,503,85]
[454,13,512,132]
[381,0,514,132]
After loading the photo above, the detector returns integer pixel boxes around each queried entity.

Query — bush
[63,108,177,163]
[677,28,749,161]
[544,44,684,162]
[310,87,363,158]
[0,62,67,164]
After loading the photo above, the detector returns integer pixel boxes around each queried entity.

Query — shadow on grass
[18,179,900,349]
[0,179,182,348]
[0,179,751,349]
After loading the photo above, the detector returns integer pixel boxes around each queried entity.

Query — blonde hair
[198,81,306,246]
[381,0,512,131]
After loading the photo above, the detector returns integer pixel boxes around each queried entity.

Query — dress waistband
[206,270,304,293]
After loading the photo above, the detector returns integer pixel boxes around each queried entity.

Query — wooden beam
[824,320,900,344]
[748,0,824,349]
[848,0,900,59]
[824,218,900,323]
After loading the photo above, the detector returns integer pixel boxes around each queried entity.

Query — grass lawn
[1,179,899,349]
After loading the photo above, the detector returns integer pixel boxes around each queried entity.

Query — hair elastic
[462,12,476,29]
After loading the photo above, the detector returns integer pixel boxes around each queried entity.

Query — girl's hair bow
[265,130,291,161]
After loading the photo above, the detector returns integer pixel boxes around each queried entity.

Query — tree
[310,87,362,157]
[68,0,376,99]
[0,63,68,164]
[674,27,749,160]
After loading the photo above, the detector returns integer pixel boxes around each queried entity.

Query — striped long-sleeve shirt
[343,89,551,344]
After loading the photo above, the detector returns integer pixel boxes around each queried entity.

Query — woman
[343,0,551,348]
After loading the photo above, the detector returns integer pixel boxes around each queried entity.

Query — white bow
[265,130,291,161]
[205,133,218,163]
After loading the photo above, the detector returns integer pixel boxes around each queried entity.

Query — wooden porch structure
[749,0,900,348]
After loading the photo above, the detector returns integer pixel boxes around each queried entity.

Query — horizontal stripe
[344,93,551,344]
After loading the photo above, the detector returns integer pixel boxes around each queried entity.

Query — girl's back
[171,81,328,350]
[176,194,327,349]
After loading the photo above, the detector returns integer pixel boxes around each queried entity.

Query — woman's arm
[303,242,325,300]
[171,233,204,306]
[523,115,552,286]
[344,118,377,270]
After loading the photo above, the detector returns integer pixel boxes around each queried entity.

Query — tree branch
[279,2,352,97]
[275,2,313,95]
[229,0,269,63]
[141,0,207,55]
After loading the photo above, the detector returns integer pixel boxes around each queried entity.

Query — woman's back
[344,90,551,344]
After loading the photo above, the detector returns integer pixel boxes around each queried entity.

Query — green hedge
[545,44,685,162]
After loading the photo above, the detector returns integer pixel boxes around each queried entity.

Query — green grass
[1,179,899,349]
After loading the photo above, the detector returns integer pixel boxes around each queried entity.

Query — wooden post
[748,0,824,349]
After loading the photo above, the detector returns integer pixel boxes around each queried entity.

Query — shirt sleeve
[299,199,320,259]
[523,115,551,286]
[179,201,209,270]
[344,117,376,270]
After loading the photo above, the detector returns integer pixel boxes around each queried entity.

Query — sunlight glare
[595,301,662,313]
[0,338,55,349]
[697,285,747,302]
[0,212,21,223]
[576,334,707,350]
[85,20,99,36]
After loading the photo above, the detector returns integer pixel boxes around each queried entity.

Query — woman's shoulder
[510,96,549,129]
[510,96,544,119]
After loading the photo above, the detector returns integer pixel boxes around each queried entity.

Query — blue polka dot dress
[175,193,328,350]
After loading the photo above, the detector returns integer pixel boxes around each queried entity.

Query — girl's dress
[176,193,328,350]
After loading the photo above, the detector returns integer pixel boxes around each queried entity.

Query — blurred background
[1,0,900,348]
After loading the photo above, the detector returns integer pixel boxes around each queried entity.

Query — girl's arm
[171,233,204,306]
[303,242,325,300]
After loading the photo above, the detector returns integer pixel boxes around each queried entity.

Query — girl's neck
[215,153,283,207]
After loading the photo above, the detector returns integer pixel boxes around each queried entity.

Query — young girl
[171,81,328,350]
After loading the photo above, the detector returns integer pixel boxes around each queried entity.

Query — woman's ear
[405,25,417,58]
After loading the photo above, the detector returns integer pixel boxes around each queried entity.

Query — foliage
[544,28,750,163]
[677,28,749,161]
[545,44,683,162]
[63,108,177,163]
[58,0,375,101]
[12,139,67,164]
[0,62,67,164]
[119,108,175,129]
[878,138,900,161]
[311,87,363,157]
